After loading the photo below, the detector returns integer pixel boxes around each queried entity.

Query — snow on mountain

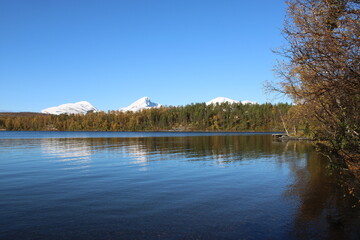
[241,100,258,105]
[206,97,257,105]
[120,97,161,112]
[41,101,98,115]
[206,97,239,105]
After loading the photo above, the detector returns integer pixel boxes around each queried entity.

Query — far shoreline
[0,130,285,134]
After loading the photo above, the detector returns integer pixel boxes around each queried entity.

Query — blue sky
[0,0,288,112]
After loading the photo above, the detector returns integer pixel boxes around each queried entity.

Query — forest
[0,102,292,132]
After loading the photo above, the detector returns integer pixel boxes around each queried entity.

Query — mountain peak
[206,97,239,105]
[241,100,258,105]
[120,97,161,112]
[41,101,98,115]
[77,101,92,105]
[206,97,257,105]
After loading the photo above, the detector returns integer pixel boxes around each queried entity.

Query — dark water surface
[0,131,359,239]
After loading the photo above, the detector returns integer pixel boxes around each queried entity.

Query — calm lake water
[0,131,359,239]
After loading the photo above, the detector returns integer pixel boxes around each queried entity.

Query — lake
[0,131,359,239]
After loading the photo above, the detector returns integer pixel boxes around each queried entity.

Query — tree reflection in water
[15,134,357,238]
[282,141,360,240]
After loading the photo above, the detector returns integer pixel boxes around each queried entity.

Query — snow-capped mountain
[40,97,256,115]
[206,97,240,105]
[206,97,257,105]
[120,97,161,112]
[241,100,258,105]
[41,101,98,115]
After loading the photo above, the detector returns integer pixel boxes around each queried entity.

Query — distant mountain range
[40,97,257,115]
[41,101,98,115]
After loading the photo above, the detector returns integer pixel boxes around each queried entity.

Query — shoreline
[272,134,313,141]
[0,129,285,133]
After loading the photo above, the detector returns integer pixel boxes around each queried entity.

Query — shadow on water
[283,144,360,240]
[0,134,359,239]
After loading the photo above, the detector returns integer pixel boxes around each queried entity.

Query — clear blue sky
[0,0,288,112]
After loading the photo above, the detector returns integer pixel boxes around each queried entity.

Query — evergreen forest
[0,103,292,132]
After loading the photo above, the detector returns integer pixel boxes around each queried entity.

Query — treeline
[0,103,292,132]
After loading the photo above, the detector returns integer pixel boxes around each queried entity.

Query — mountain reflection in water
[0,134,359,239]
